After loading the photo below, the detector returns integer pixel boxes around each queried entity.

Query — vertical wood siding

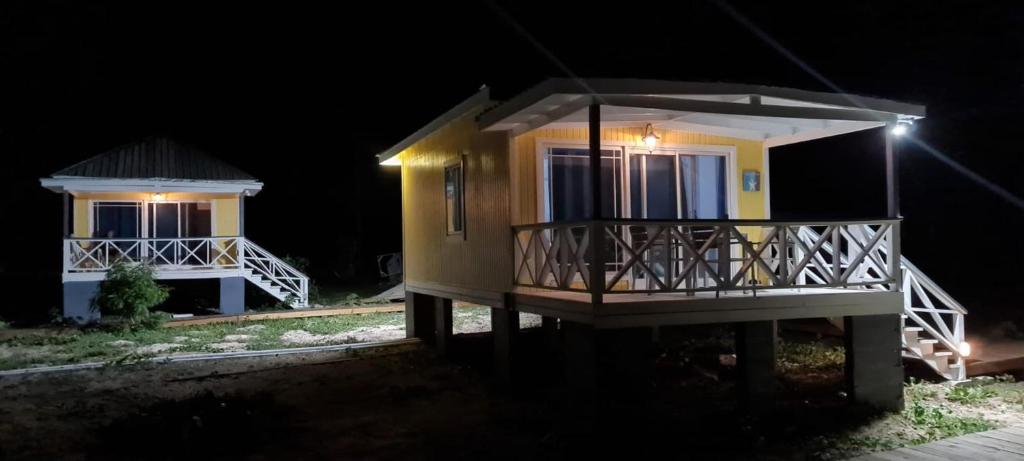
[512,127,766,225]
[400,108,513,293]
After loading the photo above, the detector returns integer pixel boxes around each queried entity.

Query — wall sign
[743,170,760,192]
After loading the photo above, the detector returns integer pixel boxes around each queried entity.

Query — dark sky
[1,1,1022,320]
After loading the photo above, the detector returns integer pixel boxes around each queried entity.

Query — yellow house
[379,79,968,408]
[40,137,309,322]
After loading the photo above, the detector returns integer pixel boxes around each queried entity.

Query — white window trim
[87,199,214,238]
[535,138,739,222]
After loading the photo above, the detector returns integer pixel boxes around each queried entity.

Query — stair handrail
[240,238,309,306]
[798,225,967,380]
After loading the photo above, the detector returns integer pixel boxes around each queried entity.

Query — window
[445,162,464,235]
[544,147,622,221]
[93,202,141,238]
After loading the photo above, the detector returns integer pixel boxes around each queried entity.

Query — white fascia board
[40,177,264,195]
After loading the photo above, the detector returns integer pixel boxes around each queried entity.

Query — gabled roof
[41,137,263,195]
[52,137,256,181]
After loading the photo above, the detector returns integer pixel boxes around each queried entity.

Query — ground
[0,305,540,371]
[2,322,1024,460]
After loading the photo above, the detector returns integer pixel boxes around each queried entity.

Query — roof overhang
[376,88,493,165]
[477,79,926,148]
[40,177,265,196]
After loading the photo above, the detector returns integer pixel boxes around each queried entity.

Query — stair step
[933,351,953,357]
[904,327,924,332]
[918,339,938,344]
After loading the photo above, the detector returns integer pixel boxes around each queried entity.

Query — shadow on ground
[0,326,904,460]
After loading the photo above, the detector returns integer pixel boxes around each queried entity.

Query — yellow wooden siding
[73,198,89,237]
[511,127,766,225]
[400,108,513,294]
[212,198,239,236]
[69,192,240,237]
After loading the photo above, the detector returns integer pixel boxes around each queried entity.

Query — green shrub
[947,385,996,405]
[904,401,993,442]
[91,260,170,330]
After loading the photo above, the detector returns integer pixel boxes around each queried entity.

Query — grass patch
[776,340,844,374]
[0,311,407,371]
[947,385,997,405]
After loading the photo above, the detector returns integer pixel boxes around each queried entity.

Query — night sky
[1,1,1021,322]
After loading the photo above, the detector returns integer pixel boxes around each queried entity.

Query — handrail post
[888,221,901,292]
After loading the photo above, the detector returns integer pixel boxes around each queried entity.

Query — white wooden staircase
[797,227,968,381]
[240,238,310,308]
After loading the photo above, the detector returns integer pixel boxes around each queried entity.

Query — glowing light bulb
[959,341,971,357]
[152,193,165,202]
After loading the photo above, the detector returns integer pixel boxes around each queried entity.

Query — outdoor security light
[151,192,166,202]
[959,341,971,357]
[892,120,913,136]
[642,123,660,150]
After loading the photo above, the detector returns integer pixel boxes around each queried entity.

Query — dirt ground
[0,327,1020,460]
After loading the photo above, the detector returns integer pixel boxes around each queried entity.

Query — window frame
[444,158,466,237]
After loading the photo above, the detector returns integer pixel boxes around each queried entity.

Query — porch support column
[219,277,245,315]
[491,306,519,381]
[884,124,899,218]
[62,192,70,238]
[845,314,904,411]
[736,320,777,411]
[433,297,453,356]
[588,103,604,308]
[405,291,436,344]
[63,281,101,324]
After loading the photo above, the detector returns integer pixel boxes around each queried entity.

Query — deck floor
[515,286,867,304]
[849,425,1024,460]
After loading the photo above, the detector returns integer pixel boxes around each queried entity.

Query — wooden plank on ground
[970,433,1024,456]
[980,429,1024,446]
[164,304,405,328]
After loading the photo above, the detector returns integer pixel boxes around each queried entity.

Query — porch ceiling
[478,79,926,148]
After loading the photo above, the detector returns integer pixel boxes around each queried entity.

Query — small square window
[445,162,464,235]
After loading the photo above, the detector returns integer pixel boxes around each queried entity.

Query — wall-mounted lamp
[641,123,660,150]
[151,192,166,202]
[892,119,913,136]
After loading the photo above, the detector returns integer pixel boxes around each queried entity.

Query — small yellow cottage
[41,137,308,323]
[379,79,970,409]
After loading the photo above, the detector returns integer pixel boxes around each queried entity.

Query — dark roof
[53,137,258,182]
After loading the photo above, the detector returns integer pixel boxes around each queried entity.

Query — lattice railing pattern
[513,219,900,295]
[65,237,241,272]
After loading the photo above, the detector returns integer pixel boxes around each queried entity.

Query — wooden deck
[850,425,1024,460]
[512,287,902,327]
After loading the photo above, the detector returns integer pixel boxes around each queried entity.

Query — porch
[62,236,310,308]
[511,218,903,326]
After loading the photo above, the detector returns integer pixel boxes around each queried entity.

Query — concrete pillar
[845,314,904,411]
[736,320,777,410]
[219,277,246,315]
[404,291,436,344]
[491,307,519,381]
[63,281,101,324]
[433,297,453,355]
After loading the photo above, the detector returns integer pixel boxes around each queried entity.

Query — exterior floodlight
[379,155,402,166]
[641,123,660,150]
[959,341,971,357]
[892,120,913,136]
[151,192,166,202]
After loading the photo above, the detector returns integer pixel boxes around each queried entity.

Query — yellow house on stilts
[41,137,309,323]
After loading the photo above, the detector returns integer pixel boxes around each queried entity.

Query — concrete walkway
[850,425,1024,460]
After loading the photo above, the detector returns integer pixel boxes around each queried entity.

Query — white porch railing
[64,237,309,308]
[512,219,900,294]
[65,237,242,272]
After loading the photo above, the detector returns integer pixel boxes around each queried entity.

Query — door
[627,150,730,287]
[148,202,212,265]
[92,202,142,259]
